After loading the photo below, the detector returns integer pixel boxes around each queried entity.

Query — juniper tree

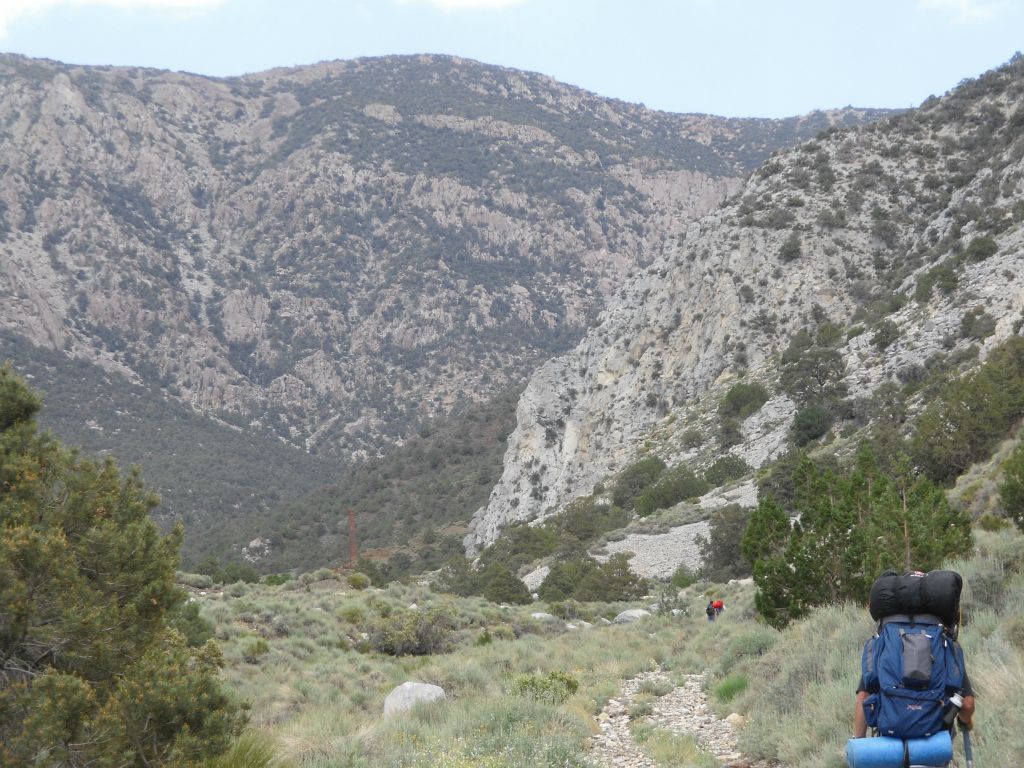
[0,368,241,765]
[745,446,972,629]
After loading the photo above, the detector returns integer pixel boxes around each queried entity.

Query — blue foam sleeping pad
[846,730,953,767]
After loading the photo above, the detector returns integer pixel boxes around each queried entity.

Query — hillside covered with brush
[470,54,1024,550]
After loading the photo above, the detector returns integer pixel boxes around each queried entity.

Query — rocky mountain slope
[0,52,888,463]
[467,56,1024,551]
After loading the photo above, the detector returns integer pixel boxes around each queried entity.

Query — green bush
[871,320,900,350]
[367,605,456,655]
[682,429,704,449]
[670,564,698,589]
[960,308,997,340]
[168,600,215,647]
[573,554,649,602]
[478,524,559,572]
[712,674,748,703]
[634,465,710,516]
[1001,442,1024,531]
[347,572,371,590]
[978,513,1012,532]
[511,671,579,704]
[1005,614,1024,651]
[913,336,1024,484]
[697,504,752,582]
[263,573,291,586]
[720,382,770,419]
[703,455,751,487]
[638,678,673,697]
[540,554,648,603]
[539,558,597,602]
[612,456,667,510]
[964,235,998,261]
[482,563,532,605]
[176,571,214,589]
[791,404,835,446]
[551,495,629,543]
[779,231,802,261]
[243,638,270,663]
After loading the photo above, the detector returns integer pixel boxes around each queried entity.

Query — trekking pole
[962,727,974,768]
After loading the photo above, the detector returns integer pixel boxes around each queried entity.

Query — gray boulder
[612,609,652,624]
[382,682,446,717]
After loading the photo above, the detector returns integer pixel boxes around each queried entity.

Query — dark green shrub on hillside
[779,231,802,262]
[541,554,647,603]
[871,320,901,350]
[478,523,559,572]
[912,336,1024,484]
[720,382,770,419]
[634,465,710,517]
[612,456,667,510]
[434,556,482,597]
[682,429,703,449]
[719,416,743,449]
[482,563,533,605]
[780,344,846,405]
[197,559,260,585]
[696,504,752,582]
[960,308,997,340]
[573,554,649,602]
[815,322,845,347]
[791,404,835,446]
[964,235,998,261]
[551,496,628,543]
[1000,443,1024,531]
[704,455,751,487]
[539,557,598,602]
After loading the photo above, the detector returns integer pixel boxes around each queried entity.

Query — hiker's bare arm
[854,690,868,738]
[958,695,975,729]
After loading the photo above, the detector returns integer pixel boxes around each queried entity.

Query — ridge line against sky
[0,0,1021,118]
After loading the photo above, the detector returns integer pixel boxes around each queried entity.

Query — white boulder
[382,682,446,717]
[612,609,652,624]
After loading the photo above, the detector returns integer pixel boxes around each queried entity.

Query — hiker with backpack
[848,570,976,768]
[706,600,715,623]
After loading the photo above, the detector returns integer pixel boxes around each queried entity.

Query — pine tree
[0,368,241,765]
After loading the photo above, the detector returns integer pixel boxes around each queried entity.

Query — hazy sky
[1,0,1021,118]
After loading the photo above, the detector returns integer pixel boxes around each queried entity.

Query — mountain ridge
[0,52,891,566]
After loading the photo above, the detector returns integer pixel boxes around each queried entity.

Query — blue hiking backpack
[860,614,966,739]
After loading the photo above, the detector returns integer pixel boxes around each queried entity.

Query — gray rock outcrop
[612,609,652,624]
[467,61,1024,552]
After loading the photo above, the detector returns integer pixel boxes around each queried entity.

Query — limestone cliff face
[0,53,887,459]
[466,58,1024,551]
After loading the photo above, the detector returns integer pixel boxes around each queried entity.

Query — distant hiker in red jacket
[712,599,724,617]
